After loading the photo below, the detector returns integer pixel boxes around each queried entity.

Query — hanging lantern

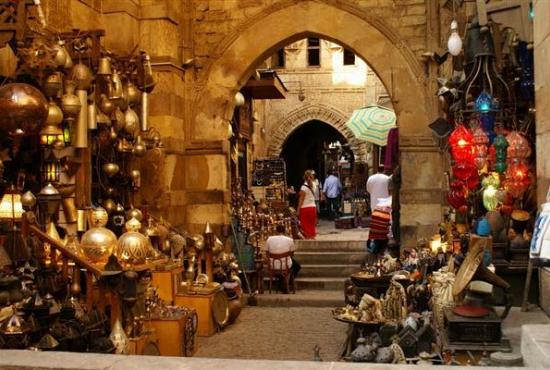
[493,134,508,173]
[475,91,493,113]
[41,152,61,183]
[62,121,72,146]
[447,180,467,210]
[449,125,475,163]
[447,20,463,56]
[506,131,531,161]
[452,162,477,181]
[472,126,489,171]
[481,173,501,211]
[504,161,530,198]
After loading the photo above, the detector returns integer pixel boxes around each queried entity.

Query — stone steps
[294,251,366,265]
[300,264,358,278]
[295,240,365,252]
[294,277,346,290]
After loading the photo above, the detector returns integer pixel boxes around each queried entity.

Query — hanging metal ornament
[126,81,141,107]
[74,89,88,148]
[70,62,93,91]
[109,69,124,106]
[0,83,48,134]
[61,81,81,118]
[102,162,120,177]
[52,40,70,68]
[113,108,125,132]
[98,93,116,115]
[97,57,112,76]
[132,136,146,157]
[88,90,98,130]
[43,72,63,99]
[124,107,139,136]
[140,92,149,131]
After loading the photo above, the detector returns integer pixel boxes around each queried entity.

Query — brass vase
[61,81,81,118]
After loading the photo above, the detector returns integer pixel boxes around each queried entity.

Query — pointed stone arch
[267,104,370,159]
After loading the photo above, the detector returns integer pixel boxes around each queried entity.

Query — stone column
[104,0,188,227]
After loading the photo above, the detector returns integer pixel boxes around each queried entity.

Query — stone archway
[186,0,443,245]
[266,104,369,160]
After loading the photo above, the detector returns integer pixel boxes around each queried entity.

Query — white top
[265,234,294,270]
[312,179,321,201]
[300,184,317,209]
[366,173,390,209]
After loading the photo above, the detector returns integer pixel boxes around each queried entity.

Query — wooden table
[148,313,197,356]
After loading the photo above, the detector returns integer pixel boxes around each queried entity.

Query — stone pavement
[195,307,347,361]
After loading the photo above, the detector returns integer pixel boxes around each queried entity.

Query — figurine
[381,279,407,321]
[357,294,384,322]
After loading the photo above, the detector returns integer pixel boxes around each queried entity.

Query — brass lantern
[37,183,61,225]
[115,217,151,265]
[41,152,61,184]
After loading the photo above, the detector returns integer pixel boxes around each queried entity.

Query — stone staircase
[253,238,368,307]
[294,240,367,291]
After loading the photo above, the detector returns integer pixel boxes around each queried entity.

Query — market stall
[0,2,242,356]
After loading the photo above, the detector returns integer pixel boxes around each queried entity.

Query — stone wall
[260,39,385,162]
[535,0,550,204]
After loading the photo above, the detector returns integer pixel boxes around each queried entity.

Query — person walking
[366,166,391,212]
[297,169,317,239]
[322,169,342,220]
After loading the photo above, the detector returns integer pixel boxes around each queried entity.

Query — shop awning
[242,69,287,99]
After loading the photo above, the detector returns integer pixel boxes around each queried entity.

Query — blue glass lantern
[475,91,493,113]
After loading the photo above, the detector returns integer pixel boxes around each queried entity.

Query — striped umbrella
[345,105,397,146]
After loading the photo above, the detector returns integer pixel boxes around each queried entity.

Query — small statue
[313,344,322,361]
[381,279,407,321]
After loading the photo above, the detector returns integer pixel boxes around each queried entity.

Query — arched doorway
[281,120,348,193]
[187,0,443,245]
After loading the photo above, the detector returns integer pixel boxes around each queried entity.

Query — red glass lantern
[452,162,477,181]
[506,131,531,161]
[447,181,467,209]
[504,161,530,198]
[449,125,475,163]
[472,127,489,170]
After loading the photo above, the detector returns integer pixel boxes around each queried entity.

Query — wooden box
[175,291,217,337]
[335,216,355,229]
[445,309,502,344]
[152,267,183,303]
[127,331,160,356]
[149,314,197,356]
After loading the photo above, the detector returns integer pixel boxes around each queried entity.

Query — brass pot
[70,63,93,91]
[0,83,48,134]
[61,81,81,118]
[102,163,120,177]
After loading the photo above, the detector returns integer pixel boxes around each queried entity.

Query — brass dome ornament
[89,207,109,227]
[125,81,141,107]
[21,191,37,210]
[80,217,117,264]
[102,162,120,177]
[126,207,143,222]
[0,83,48,134]
[132,136,146,157]
[52,40,70,68]
[115,217,151,265]
[99,93,115,115]
[102,198,116,213]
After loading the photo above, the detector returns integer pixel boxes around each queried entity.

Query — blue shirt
[322,175,342,198]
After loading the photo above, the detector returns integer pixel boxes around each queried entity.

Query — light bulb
[447,20,462,56]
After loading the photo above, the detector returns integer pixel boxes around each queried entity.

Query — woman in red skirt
[297,170,317,239]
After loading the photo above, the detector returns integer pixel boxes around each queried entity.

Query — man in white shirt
[366,166,391,212]
[265,224,301,279]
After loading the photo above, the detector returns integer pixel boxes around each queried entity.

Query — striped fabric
[345,105,397,146]
[369,209,390,240]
